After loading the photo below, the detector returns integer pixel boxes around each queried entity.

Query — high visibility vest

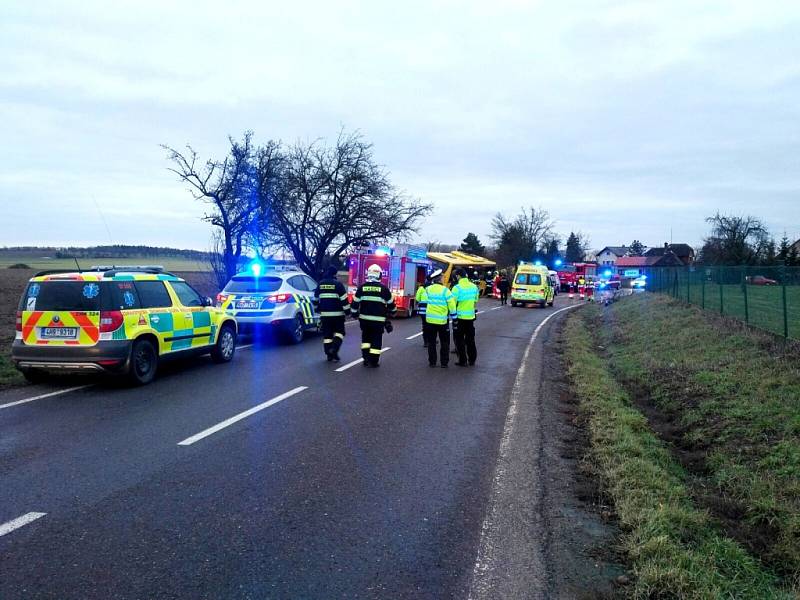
[424,283,456,325]
[452,277,479,320]
[415,285,428,315]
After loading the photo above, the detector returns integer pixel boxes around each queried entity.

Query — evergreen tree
[565,232,585,263]
[778,235,791,262]
[460,232,486,255]
[629,239,645,256]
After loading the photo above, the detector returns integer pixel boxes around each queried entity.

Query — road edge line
[0,385,92,410]
[467,304,579,599]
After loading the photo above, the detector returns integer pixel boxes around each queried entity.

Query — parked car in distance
[746,275,778,286]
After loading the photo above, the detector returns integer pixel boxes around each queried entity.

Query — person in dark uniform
[351,264,396,368]
[312,265,350,362]
[497,272,510,305]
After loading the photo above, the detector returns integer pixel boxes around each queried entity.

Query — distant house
[595,245,631,267]
[616,253,685,277]
[791,239,800,255]
[645,243,695,266]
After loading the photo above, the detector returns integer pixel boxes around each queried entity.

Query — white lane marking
[334,347,391,372]
[468,304,579,599]
[236,343,253,350]
[0,385,92,411]
[489,306,503,311]
[345,319,358,327]
[0,512,47,537]
[177,386,308,446]
[406,332,424,340]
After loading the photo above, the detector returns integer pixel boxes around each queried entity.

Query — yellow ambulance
[510,262,555,308]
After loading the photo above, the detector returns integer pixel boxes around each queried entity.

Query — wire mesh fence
[646,265,800,341]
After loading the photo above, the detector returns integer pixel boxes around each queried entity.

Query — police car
[217,265,319,344]
[12,266,238,385]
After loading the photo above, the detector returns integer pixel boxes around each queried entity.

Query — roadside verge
[564,301,793,598]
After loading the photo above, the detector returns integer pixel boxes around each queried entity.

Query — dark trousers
[321,316,345,356]
[454,319,477,365]
[424,322,450,366]
[419,313,427,345]
[360,320,384,365]
[499,290,508,304]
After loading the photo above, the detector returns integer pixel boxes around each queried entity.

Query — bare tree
[261,130,432,277]
[162,132,258,282]
[700,213,770,265]
[490,206,554,267]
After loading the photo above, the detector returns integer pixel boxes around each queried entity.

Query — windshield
[224,276,283,293]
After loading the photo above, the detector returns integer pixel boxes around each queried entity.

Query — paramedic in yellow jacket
[451,269,479,366]
[424,269,457,368]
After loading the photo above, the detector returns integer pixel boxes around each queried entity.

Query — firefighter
[312,265,350,362]
[351,263,396,368]
[415,279,429,347]
[452,268,479,367]
[424,268,457,368]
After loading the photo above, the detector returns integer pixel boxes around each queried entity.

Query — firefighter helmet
[430,268,443,281]
[366,264,382,281]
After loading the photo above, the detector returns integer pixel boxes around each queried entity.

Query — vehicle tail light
[267,293,291,303]
[15,311,22,332]
[99,311,124,333]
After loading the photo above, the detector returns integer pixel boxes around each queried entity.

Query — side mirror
[204,297,214,307]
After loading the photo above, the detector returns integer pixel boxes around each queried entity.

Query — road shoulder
[469,307,623,599]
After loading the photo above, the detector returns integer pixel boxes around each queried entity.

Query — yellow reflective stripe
[359,314,386,322]
[369,348,382,355]
[334,332,345,339]
[323,338,334,343]
[361,343,371,349]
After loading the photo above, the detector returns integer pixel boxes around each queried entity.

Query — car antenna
[73,256,83,272]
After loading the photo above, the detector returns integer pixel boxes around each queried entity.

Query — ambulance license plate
[41,327,78,339]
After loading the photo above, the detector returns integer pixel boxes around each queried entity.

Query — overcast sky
[2,0,799,252]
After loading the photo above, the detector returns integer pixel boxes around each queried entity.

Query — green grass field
[658,282,800,340]
[0,255,211,272]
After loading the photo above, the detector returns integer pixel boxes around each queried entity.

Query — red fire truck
[556,262,597,292]
[347,244,431,317]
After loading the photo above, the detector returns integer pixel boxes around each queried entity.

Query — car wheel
[510,301,518,307]
[283,313,305,344]
[128,338,158,385]
[21,368,49,384]
[211,323,237,363]
[540,301,547,308]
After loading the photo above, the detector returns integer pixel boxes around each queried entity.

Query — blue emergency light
[534,260,542,266]
[554,259,563,267]
[603,269,612,278]
[250,261,263,277]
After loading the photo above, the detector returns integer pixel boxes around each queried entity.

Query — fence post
[781,261,789,339]
[687,268,691,303]
[719,268,724,315]
[742,268,749,324]
[701,273,706,309]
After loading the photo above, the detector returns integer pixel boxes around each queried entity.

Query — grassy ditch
[564,305,792,598]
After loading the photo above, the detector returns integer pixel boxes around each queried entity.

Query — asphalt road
[0,297,577,600]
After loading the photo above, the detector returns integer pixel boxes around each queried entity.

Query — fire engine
[347,244,431,317]
[556,262,597,292]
